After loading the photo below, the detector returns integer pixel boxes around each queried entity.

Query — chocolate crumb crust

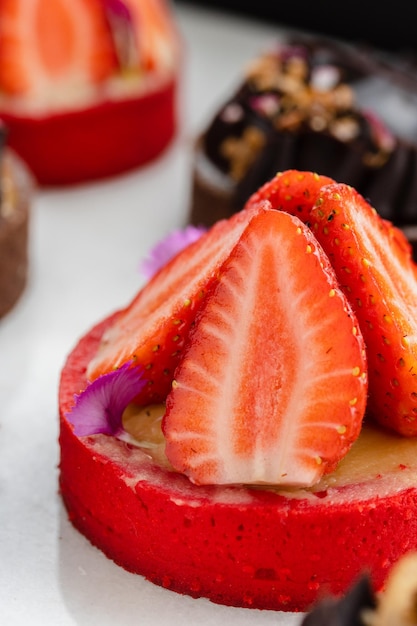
[190,36,417,229]
[0,133,32,319]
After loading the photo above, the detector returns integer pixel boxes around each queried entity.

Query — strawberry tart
[0,123,32,318]
[59,170,417,612]
[189,35,417,240]
[0,0,180,185]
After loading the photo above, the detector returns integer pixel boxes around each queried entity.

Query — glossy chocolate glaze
[191,36,417,234]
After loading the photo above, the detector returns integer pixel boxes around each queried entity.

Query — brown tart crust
[0,150,32,318]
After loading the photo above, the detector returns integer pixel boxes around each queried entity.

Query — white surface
[0,5,302,625]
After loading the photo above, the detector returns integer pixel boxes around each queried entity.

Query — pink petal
[140,225,207,279]
[66,363,146,437]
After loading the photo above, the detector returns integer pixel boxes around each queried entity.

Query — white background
[0,4,303,624]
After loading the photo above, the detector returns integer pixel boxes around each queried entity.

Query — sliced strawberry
[87,203,271,405]
[163,209,367,487]
[245,169,335,222]
[309,183,417,436]
[124,0,180,72]
[0,0,117,97]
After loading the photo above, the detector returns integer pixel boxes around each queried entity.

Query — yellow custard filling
[122,403,417,494]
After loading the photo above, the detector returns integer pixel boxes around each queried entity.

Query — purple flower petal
[363,109,396,153]
[102,0,131,20]
[101,0,138,70]
[140,225,207,279]
[250,94,281,117]
[67,363,146,437]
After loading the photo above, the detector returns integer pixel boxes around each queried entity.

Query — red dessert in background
[0,0,180,185]
[59,171,417,611]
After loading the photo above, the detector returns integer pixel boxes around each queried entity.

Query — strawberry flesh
[245,169,334,221]
[309,183,417,436]
[0,0,118,97]
[163,209,367,487]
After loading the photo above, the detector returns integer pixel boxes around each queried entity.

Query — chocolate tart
[59,313,417,612]
[0,130,32,318]
[301,551,417,625]
[190,36,417,242]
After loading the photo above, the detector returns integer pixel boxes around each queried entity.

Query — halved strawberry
[0,0,117,97]
[123,0,180,72]
[245,169,335,222]
[87,203,271,405]
[163,209,367,487]
[309,183,417,436]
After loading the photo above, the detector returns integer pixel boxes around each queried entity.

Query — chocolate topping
[301,551,417,626]
[301,575,376,626]
[191,36,417,228]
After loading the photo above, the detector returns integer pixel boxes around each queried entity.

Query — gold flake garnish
[235,47,394,176]
[221,126,266,181]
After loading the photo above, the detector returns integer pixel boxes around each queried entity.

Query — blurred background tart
[0,0,181,186]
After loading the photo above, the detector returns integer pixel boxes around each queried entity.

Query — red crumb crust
[59,315,417,612]
[1,79,177,186]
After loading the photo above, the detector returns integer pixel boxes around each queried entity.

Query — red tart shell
[58,314,417,612]
[1,79,177,186]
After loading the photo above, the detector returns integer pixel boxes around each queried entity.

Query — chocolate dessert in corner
[301,551,417,626]
[190,36,417,247]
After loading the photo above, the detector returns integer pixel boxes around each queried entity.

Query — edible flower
[140,225,206,279]
[66,363,145,437]
[102,0,137,71]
